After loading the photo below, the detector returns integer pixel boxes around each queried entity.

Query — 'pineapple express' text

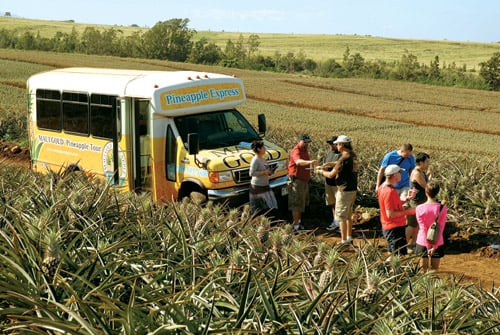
[164,88,241,106]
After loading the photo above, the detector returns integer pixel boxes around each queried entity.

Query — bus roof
[28,67,246,115]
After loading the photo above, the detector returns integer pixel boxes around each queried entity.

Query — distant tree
[247,34,260,59]
[188,37,222,64]
[221,39,239,67]
[4,12,11,17]
[0,28,15,48]
[51,28,79,53]
[318,58,343,76]
[428,55,441,79]
[479,52,500,90]
[79,27,103,54]
[121,31,144,58]
[16,31,37,50]
[142,18,194,61]
[235,34,246,62]
[344,52,365,76]
[395,51,421,80]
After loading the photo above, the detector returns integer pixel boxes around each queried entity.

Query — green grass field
[2,16,499,69]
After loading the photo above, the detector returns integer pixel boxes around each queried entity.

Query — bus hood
[196,141,287,171]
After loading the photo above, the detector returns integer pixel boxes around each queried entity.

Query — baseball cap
[299,134,311,143]
[326,136,338,144]
[333,135,351,144]
[384,164,406,176]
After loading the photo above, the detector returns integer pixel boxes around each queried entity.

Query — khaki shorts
[406,199,423,228]
[334,190,356,221]
[325,184,337,206]
[397,187,409,201]
[288,179,309,212]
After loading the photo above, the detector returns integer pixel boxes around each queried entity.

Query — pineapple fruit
[41,229,60,281]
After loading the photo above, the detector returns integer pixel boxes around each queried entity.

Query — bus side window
[36,89,62,131]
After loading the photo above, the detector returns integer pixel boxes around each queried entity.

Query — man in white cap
[377,164,417,255]
[322,136,341,231]
[316,135,358,244]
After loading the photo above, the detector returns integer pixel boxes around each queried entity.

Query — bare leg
[420,257,429,272]
[406,226,418,252]
[339,220,347,241]
[430,258,441,271]
[292,210,301,226]
[346,218,353,238]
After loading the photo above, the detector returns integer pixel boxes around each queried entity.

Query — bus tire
[189,191,207,204]
[179,183,207,205]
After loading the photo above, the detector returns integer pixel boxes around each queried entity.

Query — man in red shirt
[377,164,416,255]
[287,134,318,231]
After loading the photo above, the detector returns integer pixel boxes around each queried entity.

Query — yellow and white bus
[27,67,289,204]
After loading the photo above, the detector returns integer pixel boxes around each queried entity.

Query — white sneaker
[326,221,340,231]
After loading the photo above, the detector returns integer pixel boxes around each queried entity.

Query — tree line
[1,18,499,90]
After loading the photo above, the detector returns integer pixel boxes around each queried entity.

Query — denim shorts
[382,226,407,255]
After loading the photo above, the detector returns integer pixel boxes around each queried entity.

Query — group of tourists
[249,135,447,271]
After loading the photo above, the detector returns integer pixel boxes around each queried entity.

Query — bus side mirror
[188,133,199,155]
[258,113,266,136]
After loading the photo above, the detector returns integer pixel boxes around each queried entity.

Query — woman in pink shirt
[415,180,447,271]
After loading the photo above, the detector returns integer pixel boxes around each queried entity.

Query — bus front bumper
[207,175,289,201]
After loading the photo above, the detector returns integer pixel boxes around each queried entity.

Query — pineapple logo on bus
[102,142,127,185]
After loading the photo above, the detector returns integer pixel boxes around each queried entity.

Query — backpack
[426,204,444,244]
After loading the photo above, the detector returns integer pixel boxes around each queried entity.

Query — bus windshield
[175,110,261,150]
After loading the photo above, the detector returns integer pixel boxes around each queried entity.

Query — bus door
[131,99,152,192]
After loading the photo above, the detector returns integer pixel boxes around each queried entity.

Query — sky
[3,0,500,43]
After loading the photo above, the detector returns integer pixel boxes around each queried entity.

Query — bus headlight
[209,171,232,183]
[275,159,288,171]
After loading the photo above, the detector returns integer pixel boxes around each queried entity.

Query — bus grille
[232,168,251,183]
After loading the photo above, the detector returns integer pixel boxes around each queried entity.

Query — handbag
[426,204,444,244]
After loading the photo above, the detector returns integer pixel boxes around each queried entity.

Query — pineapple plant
[226,208,240,238]
[313,242,329,267]
[240,204,251,222]
[281,224,294,246]
[359,247,381,305]
[318,248,340,290]
[256,217,270,244]
[361,271,381,304]
[41,228,61,282]
[269,229,284,258]
[226,249,245,283]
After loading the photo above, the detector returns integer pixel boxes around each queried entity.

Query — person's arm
[385,190,415,218]
[290,147,317,168]
[375,166,385,191]
[250,158,271,177]
[320,165,338,179]
[386,207,415,218]
[295,158,318,166]
[318,153,346,178]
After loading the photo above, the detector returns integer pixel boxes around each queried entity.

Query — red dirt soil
[1,139,498,288]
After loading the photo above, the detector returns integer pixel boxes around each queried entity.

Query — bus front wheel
[179,184,207,205]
